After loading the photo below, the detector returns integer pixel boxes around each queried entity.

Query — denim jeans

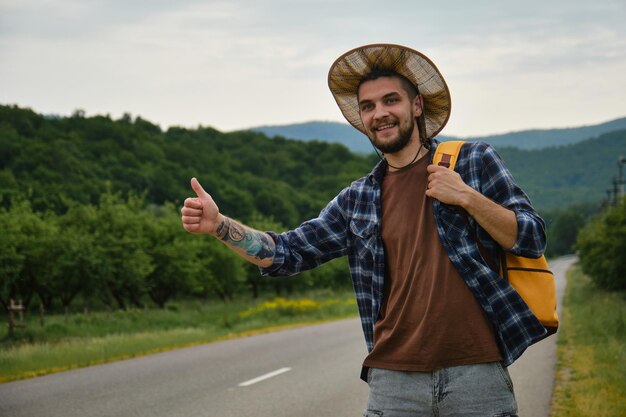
[364,362,518,417]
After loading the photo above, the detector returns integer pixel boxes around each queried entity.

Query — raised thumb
[190,177,210,199]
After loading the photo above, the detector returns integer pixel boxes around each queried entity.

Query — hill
[248,117,626,152]
[475,117,626,150]
[246,121,376,154]
[0,105,374,229]
[497,131,626,210]
[1,104,624,214]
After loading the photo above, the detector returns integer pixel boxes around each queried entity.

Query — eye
[360,102,374,112]
[385,97,399,104]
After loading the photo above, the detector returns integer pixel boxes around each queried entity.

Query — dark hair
[357,69,430,145]
[358,68,418,100]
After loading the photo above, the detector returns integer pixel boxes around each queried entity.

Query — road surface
[508,255,575,417]
[0,257,574,417]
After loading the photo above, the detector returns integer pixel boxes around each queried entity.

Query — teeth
[377,124,395,131]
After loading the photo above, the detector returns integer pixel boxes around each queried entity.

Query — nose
[373,103,389,121]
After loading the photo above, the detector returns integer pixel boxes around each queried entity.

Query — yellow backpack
[433,140,559,334]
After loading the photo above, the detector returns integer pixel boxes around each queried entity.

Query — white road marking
[238,367,292,387]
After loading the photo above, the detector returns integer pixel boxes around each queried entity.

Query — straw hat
[328,43,451,139]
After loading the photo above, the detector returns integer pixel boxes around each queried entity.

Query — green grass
[0,291,358,383]
[551,266,626,416]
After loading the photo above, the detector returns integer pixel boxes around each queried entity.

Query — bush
[542,203,598,257]
[576,199,626,291]
[238,297,321,320]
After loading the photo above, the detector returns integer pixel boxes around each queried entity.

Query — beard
[368,117,416,154]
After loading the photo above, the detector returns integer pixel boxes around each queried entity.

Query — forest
[1,104,624,312]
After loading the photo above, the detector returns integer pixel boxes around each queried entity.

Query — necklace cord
[385,142,424,170]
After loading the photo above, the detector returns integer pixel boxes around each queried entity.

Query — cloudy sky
[1,0,625,137]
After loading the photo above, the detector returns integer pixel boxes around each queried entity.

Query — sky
[1,0,625,137]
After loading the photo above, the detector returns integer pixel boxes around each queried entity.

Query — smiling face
[357,75,423,154]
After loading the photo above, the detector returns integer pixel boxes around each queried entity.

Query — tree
[5,201,62,310]
[194,238,246,302]
[144,204,202,307]
[1,200,93,313]
[543,204,597,257]
[576,199,626,290]
[300,257,351,291]
[54,204,102,313]
[88,192,155,309]
[0,203,25,311]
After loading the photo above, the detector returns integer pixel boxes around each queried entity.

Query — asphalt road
[508,255,575,417]
[0,318,370,417]
[0,257,574,417]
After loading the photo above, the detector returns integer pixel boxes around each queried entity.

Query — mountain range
[247,116,626,153]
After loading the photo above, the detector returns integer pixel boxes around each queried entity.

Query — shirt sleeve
[474,143,547,258]
[259,189,351,277]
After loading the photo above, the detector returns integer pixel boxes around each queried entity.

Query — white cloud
[1,0,624,135]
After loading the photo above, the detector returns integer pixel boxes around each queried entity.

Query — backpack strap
[432,140,465,170]
[433,140,500,273]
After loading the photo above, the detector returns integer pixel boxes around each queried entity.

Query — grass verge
[0,291,358,383]
[551,265,626,416]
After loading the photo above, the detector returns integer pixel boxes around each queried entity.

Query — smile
[376,123,396,131]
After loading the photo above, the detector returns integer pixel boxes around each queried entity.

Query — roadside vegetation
[551,201,626,416]
[551,266,626,416]
[0,290,358,382]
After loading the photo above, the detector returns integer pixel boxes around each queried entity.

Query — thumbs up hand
[181,178,222,235]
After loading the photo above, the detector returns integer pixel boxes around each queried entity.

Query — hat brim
[328,44,451,139]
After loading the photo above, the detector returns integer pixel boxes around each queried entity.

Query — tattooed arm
[181,178,275,267]
[213,216,275,267]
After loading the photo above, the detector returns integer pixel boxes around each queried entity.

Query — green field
[0,291,358,382]
[551,266,626,416]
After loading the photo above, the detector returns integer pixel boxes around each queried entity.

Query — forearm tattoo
[215,217,275,260]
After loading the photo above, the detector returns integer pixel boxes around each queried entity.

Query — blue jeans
[364,362,518,417]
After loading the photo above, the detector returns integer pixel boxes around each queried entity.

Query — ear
[413,95,424,118]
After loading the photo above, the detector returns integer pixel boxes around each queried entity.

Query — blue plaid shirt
[261,140,548,367]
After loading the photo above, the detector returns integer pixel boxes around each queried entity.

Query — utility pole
[618,155,626,201]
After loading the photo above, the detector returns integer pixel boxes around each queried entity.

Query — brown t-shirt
[362,154,502,372]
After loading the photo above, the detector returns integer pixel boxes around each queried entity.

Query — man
[181,44,547,416]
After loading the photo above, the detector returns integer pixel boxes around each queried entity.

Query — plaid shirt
[261,140,548,367]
